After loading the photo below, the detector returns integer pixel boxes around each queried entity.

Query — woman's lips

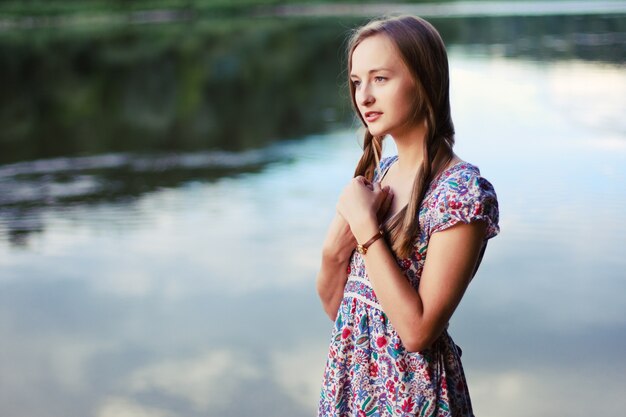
[364,112,382,122]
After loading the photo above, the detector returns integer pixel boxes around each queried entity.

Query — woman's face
[350,34,419,139]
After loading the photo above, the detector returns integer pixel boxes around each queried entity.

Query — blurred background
[0,1,625,416]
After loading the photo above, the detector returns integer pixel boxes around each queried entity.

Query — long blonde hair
[348,16,456,258]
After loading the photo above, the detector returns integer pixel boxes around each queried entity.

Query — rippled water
[1,23,626,417]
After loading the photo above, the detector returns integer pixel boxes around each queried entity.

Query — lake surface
[1,8,625,417]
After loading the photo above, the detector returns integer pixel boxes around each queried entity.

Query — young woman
[316,16,500,417]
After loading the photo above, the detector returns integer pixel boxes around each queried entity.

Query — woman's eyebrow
[349,68,392,78]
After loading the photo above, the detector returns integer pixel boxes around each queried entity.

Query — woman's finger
[378,187,394,220]
[383,190,393,214]
[373,182,389,203]
[354,175,373,189]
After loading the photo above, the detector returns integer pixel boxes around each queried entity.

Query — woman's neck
[391,121,428,177]
[391,121,457,179]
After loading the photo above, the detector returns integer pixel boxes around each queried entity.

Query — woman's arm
[316,213,356,320]
[360,217,487,352]
[317,186,393,321]
[338,177,487,352]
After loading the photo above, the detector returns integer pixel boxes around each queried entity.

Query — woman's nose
[358,86,374,106]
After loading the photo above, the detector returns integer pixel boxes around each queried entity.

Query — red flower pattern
[376,336,387,349]
[369,362,379,377]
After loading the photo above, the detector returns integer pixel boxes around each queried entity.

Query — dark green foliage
[0,18,359,163]
[0,11,622,165]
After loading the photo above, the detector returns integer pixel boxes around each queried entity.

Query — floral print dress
[318,155,500,417]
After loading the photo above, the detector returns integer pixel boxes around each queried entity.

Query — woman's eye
[374,76,387,82]
[352,80,361,88]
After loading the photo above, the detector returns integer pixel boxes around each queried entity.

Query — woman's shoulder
[427,160,500,239]
[431,160,495,197]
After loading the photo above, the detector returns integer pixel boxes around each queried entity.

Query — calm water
[1,10,626,417]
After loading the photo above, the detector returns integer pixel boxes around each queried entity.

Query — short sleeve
[429,168,500,240]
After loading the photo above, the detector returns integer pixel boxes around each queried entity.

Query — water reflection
[1,13,623,165]
[0,18,352,164]
[1,12,625,417]
[0,148,290,246]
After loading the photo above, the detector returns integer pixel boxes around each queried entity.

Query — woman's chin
[367,128,388,137]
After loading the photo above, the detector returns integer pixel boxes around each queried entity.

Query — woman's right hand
[316,181,393,321]
[322,182,393,263]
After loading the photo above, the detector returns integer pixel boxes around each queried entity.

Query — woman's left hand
[336,177,390,242]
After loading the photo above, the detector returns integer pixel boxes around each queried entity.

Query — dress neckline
[377,156,475,226]
[377,155,471,187]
